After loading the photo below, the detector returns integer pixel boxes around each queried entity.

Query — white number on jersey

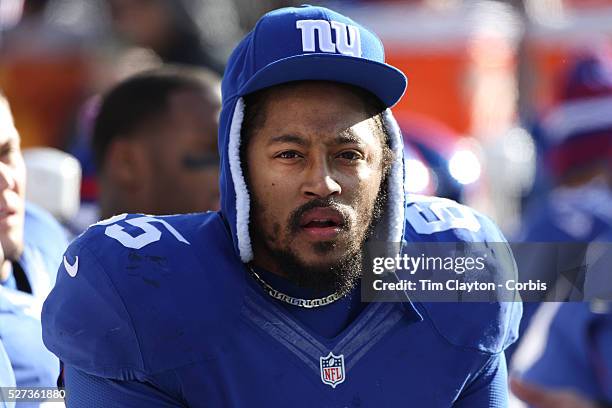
[96,214,190,249]
[406,196,481,235]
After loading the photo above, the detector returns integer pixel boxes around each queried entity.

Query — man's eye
[337,151,363,161]
[276,151,301,159]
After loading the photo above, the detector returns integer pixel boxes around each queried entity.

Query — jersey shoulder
[42,211,245,380]
[416,300,522,354]
[404,195,521,354]
[404,194,506,243]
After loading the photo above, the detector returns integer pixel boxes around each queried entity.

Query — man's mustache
[288,198,352,234]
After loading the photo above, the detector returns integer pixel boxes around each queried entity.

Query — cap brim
[238,53,407,108]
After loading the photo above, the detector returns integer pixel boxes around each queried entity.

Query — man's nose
[301,156,341,199]
[0,162,16,191]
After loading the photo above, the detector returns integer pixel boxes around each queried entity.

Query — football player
[0,93,69,404]
[43,5,521,407]
[92,66,222,219]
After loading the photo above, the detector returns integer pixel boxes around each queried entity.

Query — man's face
[246,82,387,291]
[0,106,25,262]
[143,88,220,214]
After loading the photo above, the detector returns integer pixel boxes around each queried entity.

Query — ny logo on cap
[296,20,362,57]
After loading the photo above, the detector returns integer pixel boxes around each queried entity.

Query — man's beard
[250,179,388,297]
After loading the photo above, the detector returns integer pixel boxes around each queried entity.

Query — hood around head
[218,5,408,262]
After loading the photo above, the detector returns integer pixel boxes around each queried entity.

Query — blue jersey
[0,203,67,395]
[43,197,521,407]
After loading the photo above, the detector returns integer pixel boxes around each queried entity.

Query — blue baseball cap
[222,5,407,107]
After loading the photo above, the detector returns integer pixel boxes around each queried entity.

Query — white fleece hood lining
[228,98,253,262]
[228,97,405,263]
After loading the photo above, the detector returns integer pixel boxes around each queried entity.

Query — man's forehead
[245,80,384,148]
[259,82,378,120]
[267,122,371,143]
[263,81,382,122]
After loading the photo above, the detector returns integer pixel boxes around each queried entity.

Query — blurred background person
[0,93,69,405]
[92,66,221,220]
[105,0,225,73]
[507,49,612,408]
[518,50,611,245]
[507,50,612,357]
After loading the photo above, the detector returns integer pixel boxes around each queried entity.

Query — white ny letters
[295,20,362,57]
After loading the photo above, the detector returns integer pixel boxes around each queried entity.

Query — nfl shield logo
[320,352,346,388]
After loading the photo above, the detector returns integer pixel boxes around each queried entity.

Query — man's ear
[104,138,148,189]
